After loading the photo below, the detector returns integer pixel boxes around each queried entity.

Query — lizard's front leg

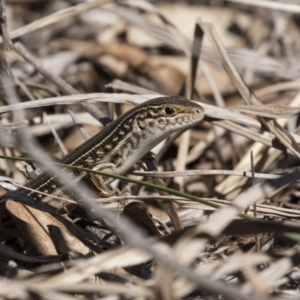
[90,163,131,197]
[90,163,120,197]
[90,163,130,212]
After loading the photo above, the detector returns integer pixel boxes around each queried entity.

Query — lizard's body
[19,96,205,210]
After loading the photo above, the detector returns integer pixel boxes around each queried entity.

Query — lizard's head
[104,96,205,174]
[136,96,205,133]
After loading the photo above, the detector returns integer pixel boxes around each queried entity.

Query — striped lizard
[19,96,205,212]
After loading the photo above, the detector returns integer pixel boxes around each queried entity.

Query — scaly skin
[19,96,205,210]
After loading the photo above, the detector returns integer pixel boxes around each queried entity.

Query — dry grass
[1,0,300,299]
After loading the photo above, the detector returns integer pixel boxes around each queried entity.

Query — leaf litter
[1,0,300,299]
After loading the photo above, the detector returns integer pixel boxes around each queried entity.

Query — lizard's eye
[164,107,175,115]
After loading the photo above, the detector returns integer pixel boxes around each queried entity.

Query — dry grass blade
[35,246,156,286]
[255,80,300,98]
[229,0,300,13]
[235,105,300,118]
[0,93,261,128]
[134,169,281,179]
[38,282,151,298]
[213,120,273,147]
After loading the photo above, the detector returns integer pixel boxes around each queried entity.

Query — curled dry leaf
[6,201,89,256]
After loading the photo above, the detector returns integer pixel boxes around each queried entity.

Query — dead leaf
[6,200,89,255]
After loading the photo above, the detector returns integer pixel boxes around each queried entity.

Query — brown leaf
[6,201,89,256]
[122,202,161,237]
